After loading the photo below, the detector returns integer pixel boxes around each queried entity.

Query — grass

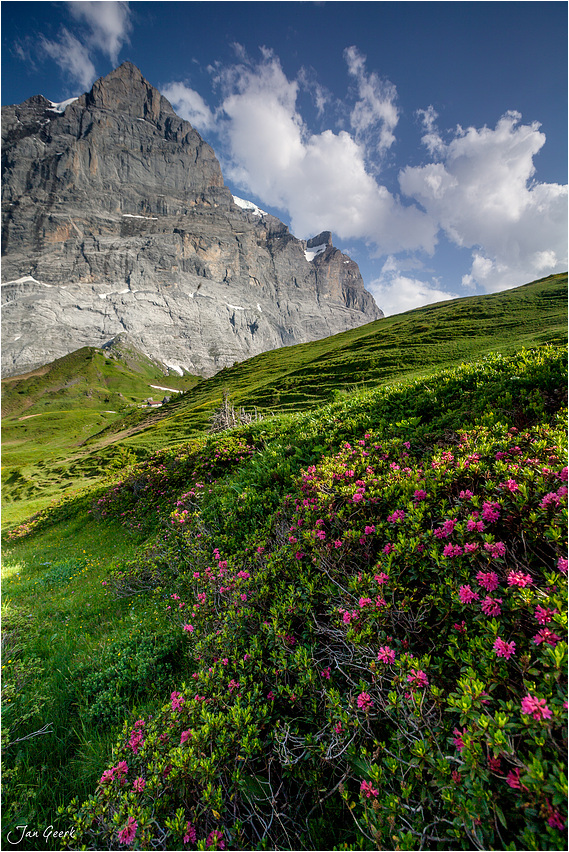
[1,345,566,850]
[2,515,184,849]
[2,345,198,524]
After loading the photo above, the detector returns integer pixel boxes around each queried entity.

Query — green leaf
[494,803,508,829]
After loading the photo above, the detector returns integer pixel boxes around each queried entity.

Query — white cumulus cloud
[400,109,568,291]
[160,82,216,132]
[214,51,435,253]
[40,1,132,90]
[368,256,458,316]
[160,50,566,308]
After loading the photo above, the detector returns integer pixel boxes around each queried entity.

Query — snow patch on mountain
[2,275,53,288]
[166,364,185,376]
[47,97,79,114]
[150,384,183,393]
[304,244,327,262]
[98,289,131,300]
[232,196,267,217]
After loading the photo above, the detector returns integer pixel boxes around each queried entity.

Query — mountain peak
[307,231,332,249]
[1,64,382,379]
[84,61,176,121]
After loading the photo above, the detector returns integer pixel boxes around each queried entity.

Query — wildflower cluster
[63,408,567,851]
[91,434,255,534]
[8,348,547,851]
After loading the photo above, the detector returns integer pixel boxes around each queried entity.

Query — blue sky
[2,1,567,315]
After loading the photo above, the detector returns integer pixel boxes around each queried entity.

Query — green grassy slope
[1,346,198,521]
[87,272,568,451]
[2,343,198,419]
[2,345,566,851]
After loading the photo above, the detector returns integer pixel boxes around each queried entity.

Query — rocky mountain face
[1,62,382,378]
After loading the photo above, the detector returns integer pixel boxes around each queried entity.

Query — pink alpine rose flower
[540,492,561,509]
[183,823,197,845]
[360,779,379,798]
[532,628,561,647]
[458,585,479,604]
[481,596,502,617]
[443,543,463,558]
[118,817,138,846]
[407,669,429,688]
[170,691,185,711]
[476,570,499,591]
[482,501,501,523]
[452,727,466,751]
[377,646,395,664]
[206,829,225,850]
[506,768,528,790]
[493,637,516,659]
[357,692,374,711]
[521,694,553,721]
[484,541,506,558]
[507,570,532,587]
[387,509,405,523]
[535,604,558,624]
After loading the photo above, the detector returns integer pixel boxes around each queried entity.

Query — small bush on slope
[58,350,567,851]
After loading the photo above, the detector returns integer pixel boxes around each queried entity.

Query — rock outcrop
[1,62,383,378]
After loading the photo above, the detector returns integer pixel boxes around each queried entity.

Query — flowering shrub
[4,347,558,850]
[63,404,567,850]
[286,418,567,849]
[86,434,255,536]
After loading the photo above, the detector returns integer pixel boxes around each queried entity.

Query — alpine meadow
[1,7,568,848]
[2,272,567,851]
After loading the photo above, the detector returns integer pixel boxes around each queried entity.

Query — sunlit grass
[1,515,182,849]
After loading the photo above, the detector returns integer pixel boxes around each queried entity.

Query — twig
[6,722,53,747]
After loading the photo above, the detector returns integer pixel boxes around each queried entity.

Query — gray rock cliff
[1,62,383,378]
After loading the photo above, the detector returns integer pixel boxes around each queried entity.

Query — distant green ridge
[1,342,198,419]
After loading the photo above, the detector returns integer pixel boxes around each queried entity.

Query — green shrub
[77,633,185,728]
[4,347,566,850]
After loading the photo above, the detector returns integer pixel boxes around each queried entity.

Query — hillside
[1,342,198,520]
[1,340,197,419]
[2,343,567,851]
[2,272,567,526]
[108,271,567,443]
